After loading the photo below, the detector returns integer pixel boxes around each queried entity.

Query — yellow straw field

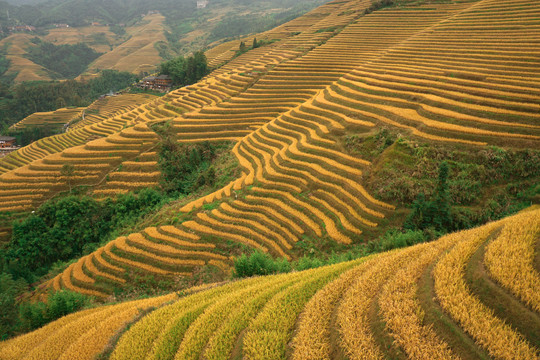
[0,0,537,312]
[1,208,538,359]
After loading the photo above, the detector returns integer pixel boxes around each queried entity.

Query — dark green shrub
[6,189,166,279]
[17,290,92,333]
[0,273,27,340]
[233,251,290,278]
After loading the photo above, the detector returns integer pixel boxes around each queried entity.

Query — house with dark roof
[137,75,172,91]
[0,136,16,149]
[154,75,173,90]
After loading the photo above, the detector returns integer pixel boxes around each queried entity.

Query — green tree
[17,290,92,334]
[55,97,66,108]
[433,161,451,230]
[0,273,27,340]
[60,163,75,193]
[404,161,452,232]
[160,51,208,87]
[239,41,247,53]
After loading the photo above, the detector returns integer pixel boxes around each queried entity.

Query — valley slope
[0,0,538,299]
[1,202,538,359]
[0,0,539,357]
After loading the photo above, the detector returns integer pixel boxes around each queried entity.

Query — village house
[54,23,70,28]
[137,75,173,92]
[197,0,209,9]
[154,75,173,90]
[9,25,36,32]
[0,136,16,149]
[0,136,20,158]
[140,75,157,88]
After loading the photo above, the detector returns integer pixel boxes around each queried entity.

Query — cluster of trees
[1,273,92,340]
[27,39,102,78]
[0,53,9,79]
[159,51,208,87]
[402,156,539,233]
[0,70,137,132]
[109,24,126,36]
[404,161,452,232]
[365,0,394,14]
[156,123,217,194]
[236,37,270,57]
[3,189,166,281]
[0,187,170,339]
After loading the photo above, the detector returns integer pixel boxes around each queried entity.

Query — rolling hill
[0,205,538,359]
[0,0,331,81]
[9,107,85,132]
[0,0,537,293]
[0,0,538,355]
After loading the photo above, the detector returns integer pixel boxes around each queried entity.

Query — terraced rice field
[9,107,85,131]
[43,26,125,53]
[0,34,51,82]
[88,14,167,75]
[0,0,538,296]
[0,93,156,178]
[68,93,157,130]
[1,207,538,359]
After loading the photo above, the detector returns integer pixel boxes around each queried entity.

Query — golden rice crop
[316,189,378,227]
[236,198,305,234]
[159,225,202,242]
[232,143,255,186]
[325,88,487,146]
[378,238,459,360]
[110,276,263,360]
[199,211,289,258]
[270,135,392,212]
[221,202,298,245]
[174,273,300,360]
[182,219,265,251]
[124,233,206,265]
[83,254,125,284]
[242,261,356,359]
[61,263,106,298]
[95,243,124,270]
[275,124,365,177]
[291,255,377,359]
[203,272,306,360]
[336,245,424,360]
[212,207,292,250]
[116,235,204,267]
[311,195,361,234]
[484,208,540,312]
[104,239,172,275]
[144,227,218,254]
[251,188,323,236]
[242,136,307,190]
[0,308,105,360]
[433,222,539,359]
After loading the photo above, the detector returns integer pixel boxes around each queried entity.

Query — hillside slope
[0,0,331,81]
[9,107,85,132]
[0,34,51,82]
[0,0,539,299]
[1,206,538,359]
[87,14,167,75]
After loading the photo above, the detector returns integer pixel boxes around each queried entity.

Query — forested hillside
[0,0,330,82]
